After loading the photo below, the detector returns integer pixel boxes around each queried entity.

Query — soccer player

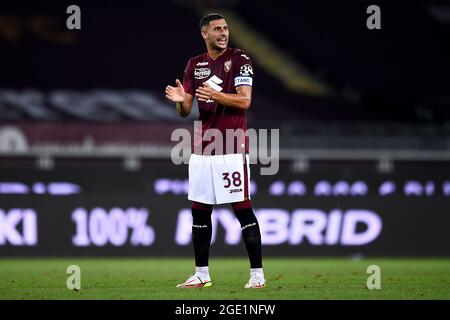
[165,13,265,289]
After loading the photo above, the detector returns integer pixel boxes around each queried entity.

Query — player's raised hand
[165,79,185,103]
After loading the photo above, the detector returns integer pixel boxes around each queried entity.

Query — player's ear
[200,27,208,40]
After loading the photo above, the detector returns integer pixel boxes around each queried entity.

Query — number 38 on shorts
[188,153,251,205]
[222,171,242,188]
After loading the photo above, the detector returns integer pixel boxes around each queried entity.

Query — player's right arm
[165,79,194,117]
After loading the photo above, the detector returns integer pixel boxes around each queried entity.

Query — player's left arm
[196,85,252,110]
[196,52,254,110]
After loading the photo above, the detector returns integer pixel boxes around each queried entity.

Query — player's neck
[207,47,227,61]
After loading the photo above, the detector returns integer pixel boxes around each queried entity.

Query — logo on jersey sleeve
[195,68,211,79]
[235,64,253,86]
[240,64,253,76]
[224,60,232,72]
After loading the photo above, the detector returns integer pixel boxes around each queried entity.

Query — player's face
[203,19,229,51]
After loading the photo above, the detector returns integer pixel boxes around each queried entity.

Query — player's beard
[211,38,227,52]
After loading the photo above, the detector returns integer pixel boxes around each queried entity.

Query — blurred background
[0,0,449,257]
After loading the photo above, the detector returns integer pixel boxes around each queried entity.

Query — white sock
[250,268,264,278]
[195,266,210,280]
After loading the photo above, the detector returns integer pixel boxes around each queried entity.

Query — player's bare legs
[232,199,266,288]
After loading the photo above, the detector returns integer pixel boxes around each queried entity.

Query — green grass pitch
[0,258,449,300]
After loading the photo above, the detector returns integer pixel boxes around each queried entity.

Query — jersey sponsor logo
[203,75,223,92]
[196,61,209,66]
[203,75,223,103]
[194,68,211,79]
[234,76,253,86]
[240,64,253,76]
[224,60,232,72]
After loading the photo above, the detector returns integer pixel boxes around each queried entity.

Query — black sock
[234,207,263,268]
[191,208,212,267]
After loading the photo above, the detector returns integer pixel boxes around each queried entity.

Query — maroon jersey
[183,48,254,155]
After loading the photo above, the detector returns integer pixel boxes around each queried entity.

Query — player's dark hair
[199,13,224,30]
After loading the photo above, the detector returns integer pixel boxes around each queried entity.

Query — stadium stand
[1,0,449,152]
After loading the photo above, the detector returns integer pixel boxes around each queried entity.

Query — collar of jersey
[205,47,232,65]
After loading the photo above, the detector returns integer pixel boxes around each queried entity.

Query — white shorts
[188,153,251,205]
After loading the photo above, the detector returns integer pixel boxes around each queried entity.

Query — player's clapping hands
[165,79,185,103]
[196,83,217,102]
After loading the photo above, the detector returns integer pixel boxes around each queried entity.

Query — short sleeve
[233,52,254,87]
[182,59,194,95]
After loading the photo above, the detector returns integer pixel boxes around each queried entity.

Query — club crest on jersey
[240,64,253,76]
[224,60,232,72]
[194,68,211,79]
